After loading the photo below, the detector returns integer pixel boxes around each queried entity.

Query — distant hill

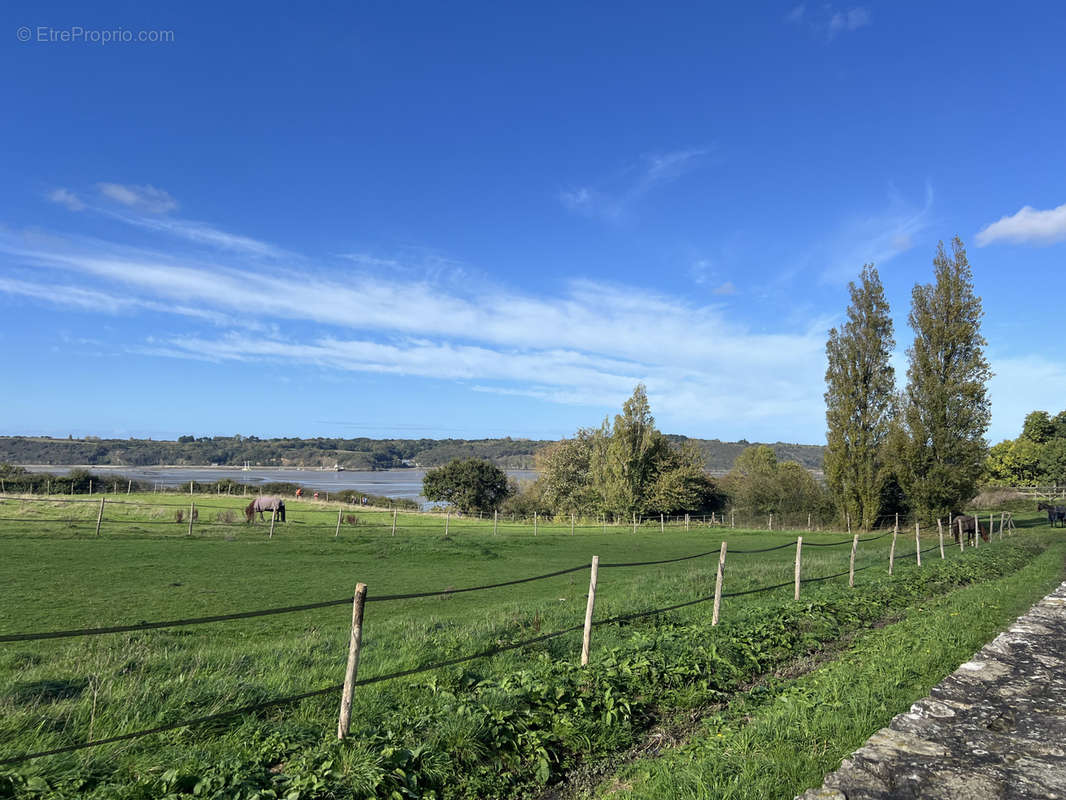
[0,434,825,473]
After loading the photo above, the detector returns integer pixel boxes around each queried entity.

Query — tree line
[984,410,1066,486]
[422,385,830,519]
[823,237,991,528]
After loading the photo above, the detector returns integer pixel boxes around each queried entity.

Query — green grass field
[0,492,1057,799]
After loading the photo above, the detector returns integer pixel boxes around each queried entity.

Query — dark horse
[950,515,989,545]
[1037,502,1066,528]
[245,496,286,523]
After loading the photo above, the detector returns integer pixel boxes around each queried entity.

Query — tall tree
[590,384,666,515]
[900,237,992,519]
[823,265,896,529]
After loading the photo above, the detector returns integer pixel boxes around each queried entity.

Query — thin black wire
[599,549,718,568]
[0,598,354,643]
[730,540,799,554]
[368,564,589,602]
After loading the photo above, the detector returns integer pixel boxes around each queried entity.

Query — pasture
[0,493,1060,799]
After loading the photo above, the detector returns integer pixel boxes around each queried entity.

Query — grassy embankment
[0,492,1055,799]
[592,532,1066,800]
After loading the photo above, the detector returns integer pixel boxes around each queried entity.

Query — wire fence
[0,491,1022,544]
[0,511,1018,768]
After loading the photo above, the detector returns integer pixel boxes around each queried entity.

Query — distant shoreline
[11,464,411,473]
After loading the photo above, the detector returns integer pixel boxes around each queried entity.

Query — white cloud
[791,5,871,39]
[561,147,710,221]
[111,213,287,258]
[819,183,934,282]
[713,281,737,296]
[48,188,84,211]
[976,202,1066,247]
[97,183,178,213]
[828,7,871,37]
[0,228,828,438]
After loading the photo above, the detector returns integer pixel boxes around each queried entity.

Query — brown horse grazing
[1037,502,1066,527]
[245,496,285,523]
[950,515,988,545]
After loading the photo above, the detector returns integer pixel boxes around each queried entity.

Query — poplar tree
[823,265,896,529]
[900,237,991,519]
[589,384,666,515]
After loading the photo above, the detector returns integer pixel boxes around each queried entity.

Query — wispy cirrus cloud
[787,4,871,40]
[818,182,934,282]
[976,202,1066,247]
[47,188,85,211]
[828,7,871,37]
[0,219,828,437]
[561,147,711,222]
[47,182,286,259]
[97,183,178,213]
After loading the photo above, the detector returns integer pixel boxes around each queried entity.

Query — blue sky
[2,1,1065,445]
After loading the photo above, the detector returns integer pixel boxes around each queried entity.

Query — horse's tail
[244,501,255,522]
[278,500,286,522]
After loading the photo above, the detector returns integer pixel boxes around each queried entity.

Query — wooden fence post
[95,497,105,537]
[807,512,812,531]
[731,510,735,528]
[849,534,858,587]
[335,508,342,538]
[712,542,728,625]
[938,518,945,559]
[190,480,193,495]
[445,510,451,537]
[973,514,980,548]
[889,526,897,575]
[632,512,636,534]
[493,509,498,536]
[127,479,132,495]
[915,521,921,567]
[957,517,964,551]
[660,513,664,534]
[769,513,773,531]
[685,513,690,531]
[846,513,851,535]
[89,480,93,496]
[580,556,599,666]
[794,537,803,601]
[269,508,277,539]
[572,514,576,536]
[188,501,195,537]
[337,582,367,739]
[392,509,397,536]
[534,511,538,536]
[999,511,1005,539]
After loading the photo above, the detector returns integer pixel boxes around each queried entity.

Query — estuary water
[19,464,538,502]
